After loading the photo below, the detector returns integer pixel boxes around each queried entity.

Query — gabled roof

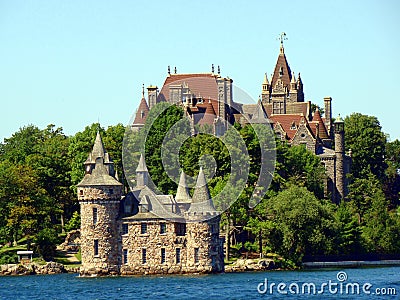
[271,45,292,92]
[269,114,304,140]
[251,100,270,124]
[132,97,149,125]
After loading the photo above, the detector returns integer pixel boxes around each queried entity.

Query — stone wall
[119,218,224,275]
[79,185,121,276]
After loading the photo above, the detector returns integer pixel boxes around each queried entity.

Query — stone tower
[185,168,224,273]
[334,115,345,203]
[77,132,123,276]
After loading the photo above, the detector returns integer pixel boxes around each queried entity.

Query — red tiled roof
[158,73,219,103]
[310,109,329,139]
[270,114,304,140]
[133,97,149,125]
[197,100,217,126]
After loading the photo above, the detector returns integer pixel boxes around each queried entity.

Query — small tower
[175,171,191,212]
[77,132,123,276]
[185,168,224,273]
[136,153,148,187]
[261,73,271,104]
[334,115,345,203]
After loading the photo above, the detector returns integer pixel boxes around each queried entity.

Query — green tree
[383,139,400,208]
[255,185,337,264]
[344,113,387,180]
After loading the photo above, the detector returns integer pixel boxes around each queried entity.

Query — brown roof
[271,46,292,91]
[197,100,217,126]
[270,114,304,140]
[310,109,329,139]
[132,97,149,125]
[158,73,219,104]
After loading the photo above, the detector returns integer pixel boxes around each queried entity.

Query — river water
[0,266,399,299]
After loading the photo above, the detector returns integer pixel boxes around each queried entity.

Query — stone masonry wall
[79,185,121,276]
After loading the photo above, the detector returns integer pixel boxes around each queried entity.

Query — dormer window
[290,122,297,130]
[140,110,145,118]
[279,66,284,77]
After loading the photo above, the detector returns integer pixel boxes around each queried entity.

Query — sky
[1,0,400,142]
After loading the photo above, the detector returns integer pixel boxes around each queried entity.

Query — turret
[136,153,148,187]
[77,132,123,276]
[334,115,345,203]
[261,73,271,103]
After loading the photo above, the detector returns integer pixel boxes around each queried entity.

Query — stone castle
[132,41,350,202]
[77,39,350,276]
[77,132,224,276]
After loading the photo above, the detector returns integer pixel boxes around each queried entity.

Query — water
[0,267,399,299]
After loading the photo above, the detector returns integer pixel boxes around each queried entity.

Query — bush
[34,228,60,261]
[0,252,18,264]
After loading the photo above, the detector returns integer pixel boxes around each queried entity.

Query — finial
[174,66,177,74]
[291,72,296,83]
[168,65,171,75]
[218,65,220,75]
[211,64,214,73]
[278,32,287,53]
[142,83,145,98]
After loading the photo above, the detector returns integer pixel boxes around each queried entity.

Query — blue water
[0,267,399,299]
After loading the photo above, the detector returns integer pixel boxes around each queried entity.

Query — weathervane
[278,32,287,46]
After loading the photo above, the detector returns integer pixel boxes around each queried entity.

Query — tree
[383,139,400,208]
[344,113,387,180]
[253,185,337,264]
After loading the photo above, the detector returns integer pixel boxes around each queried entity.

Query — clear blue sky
[1,0,399,141]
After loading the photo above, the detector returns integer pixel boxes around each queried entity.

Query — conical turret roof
[175,171,191,203]
[136,153,148,172]
[84,131,112,165]
[271,44,293,91]
[188,167,217,214]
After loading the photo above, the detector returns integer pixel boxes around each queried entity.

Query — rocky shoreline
[0,262,79,276]
[1,258,277,276]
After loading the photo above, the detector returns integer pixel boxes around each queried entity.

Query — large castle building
[132,42,350,202]
[77,133,224,276]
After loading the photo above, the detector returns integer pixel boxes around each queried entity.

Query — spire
[142,83,145,98]
[84,131,111,165]
[263,73,269,85]
[136,153,148,172]
[132,92,150,125]
[136,153,148,187]
[271,34,292,91]
[192,168,211,203]
[291,72,296,83]
[175,171,191,203]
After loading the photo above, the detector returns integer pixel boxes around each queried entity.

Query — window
[109,188,113,195]
[141,223,147,234]
[176,248,181,264]
[94,239,99,256]
[210,224,218,234]
[142,248,147,264]
[79,189,83,196]
[194,248,199,264]
[122,224,128,235]
[93,208,98,225]
[161,248,166,264]
[123,249,128,264]
[160,223,166,234]
[175,223,186,236]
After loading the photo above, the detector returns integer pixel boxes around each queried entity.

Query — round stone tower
[334,115,345,203]
[77,132,123,276]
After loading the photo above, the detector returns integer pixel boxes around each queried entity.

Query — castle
[132,41,350,202]
[77,39,350,276]
[77,132,224,276]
